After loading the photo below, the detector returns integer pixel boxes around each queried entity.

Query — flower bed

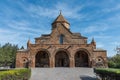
[94,68,120,80]
[0,68,31,80]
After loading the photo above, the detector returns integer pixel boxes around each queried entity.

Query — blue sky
[0,0,120,57]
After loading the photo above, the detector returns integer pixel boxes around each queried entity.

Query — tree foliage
[108,46,120,68]
[20,46,24,49]
[0,43,18,67]
[108,54,120,68]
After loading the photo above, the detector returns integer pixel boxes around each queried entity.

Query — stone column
[31,56,35,67]
[70,57,75,67]
[29,51,36,68]
[50,56,55,68]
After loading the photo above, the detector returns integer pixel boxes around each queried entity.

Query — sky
[0,0,120,57]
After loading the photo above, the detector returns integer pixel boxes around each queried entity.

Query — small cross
[60,10,62,14]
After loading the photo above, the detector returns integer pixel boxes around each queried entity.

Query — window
[59,34,64,44]
[98,58,101,61]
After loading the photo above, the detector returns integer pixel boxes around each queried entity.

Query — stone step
[30,68,97,80]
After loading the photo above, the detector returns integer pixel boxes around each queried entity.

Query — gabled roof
[94,48,106,51]
[72,33,87,39]
[72,33,81,36]
[17,49,28,52]
[52,12,70,25]
[35,34,50,39]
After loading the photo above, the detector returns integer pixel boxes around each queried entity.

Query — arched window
[59,34,64,44]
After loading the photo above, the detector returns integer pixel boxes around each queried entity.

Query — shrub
[108,54,120,68]
[0,68,31,80]
[94,68,120,80]
[108,61,116,68]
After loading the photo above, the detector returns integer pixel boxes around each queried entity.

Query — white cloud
[7,20,50,34]
[21,2,84,19]
[0,31,20,44]
[111,41,120,46]
[104,14,120,24]
[102,4,120,13]
[0,27,36,47]
[0,0,120,57]
[96,42,104,48]
[84,25,108,33]
[0,19,51,46]
[94,35,111,39]
[0,28,13,33]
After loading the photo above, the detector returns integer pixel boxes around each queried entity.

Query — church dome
[52,12,70,29]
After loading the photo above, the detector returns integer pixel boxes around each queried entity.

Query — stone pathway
[30,68,97,80]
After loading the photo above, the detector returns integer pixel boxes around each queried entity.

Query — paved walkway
[30,68,97,80]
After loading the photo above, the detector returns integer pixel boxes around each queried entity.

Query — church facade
[16,13,108,68]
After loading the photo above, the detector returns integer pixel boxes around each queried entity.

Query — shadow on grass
[80,75,97,80]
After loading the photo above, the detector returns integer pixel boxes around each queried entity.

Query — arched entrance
[35,51,49,67]
[55,51,70,67]
[75,50,89,67]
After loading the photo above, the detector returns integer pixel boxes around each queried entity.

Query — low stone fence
[94,68,120,80]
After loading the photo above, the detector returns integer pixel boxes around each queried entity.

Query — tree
[108,46,120,68]
[0,43,18,67]
[20,46,24,49]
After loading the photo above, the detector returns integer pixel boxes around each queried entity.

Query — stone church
[16,12,108,68]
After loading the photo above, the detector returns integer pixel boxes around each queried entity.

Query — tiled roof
[52,13,70,24]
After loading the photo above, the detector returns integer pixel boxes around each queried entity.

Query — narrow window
[59,34,64,44]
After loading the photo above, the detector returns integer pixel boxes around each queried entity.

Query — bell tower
[52,11,70,30]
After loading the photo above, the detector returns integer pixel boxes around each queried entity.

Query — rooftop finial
[60,10,62,15]
[27,36,31,44]
[92,37,94,42]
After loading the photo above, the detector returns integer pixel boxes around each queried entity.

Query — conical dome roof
[52,12,70,25]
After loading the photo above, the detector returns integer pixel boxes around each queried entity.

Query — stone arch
[75,48,91,57]
[35,49,51,57]
[55,48,70,67]
[53,48,71,58]
[74,48,90,67]
[35,49,50,67]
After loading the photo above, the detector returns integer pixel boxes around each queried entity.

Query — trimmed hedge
[94,68,120,80]
[0,68,31,80]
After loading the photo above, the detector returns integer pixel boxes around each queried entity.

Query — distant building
[16,12,107,68]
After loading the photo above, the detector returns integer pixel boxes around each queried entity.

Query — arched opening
[75,51,89,67]
[35,51,49,67]
[55,51,69,67]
